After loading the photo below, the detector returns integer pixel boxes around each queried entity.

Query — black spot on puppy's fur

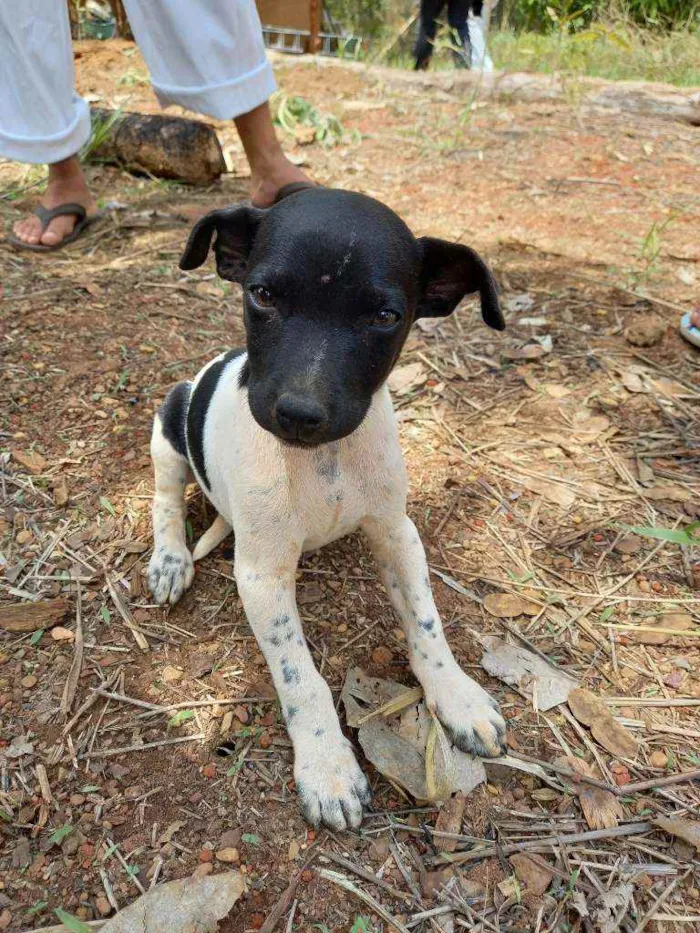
[158,381,191,458]
[186,348,245,489]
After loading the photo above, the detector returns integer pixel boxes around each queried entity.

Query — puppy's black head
[180,189,504,446]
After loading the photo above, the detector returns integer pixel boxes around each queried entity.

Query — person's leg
[415,0,444,70]
[447,0,472,68]
[467,0,494,72]
[123,0,309,206]
[0,1,96,246]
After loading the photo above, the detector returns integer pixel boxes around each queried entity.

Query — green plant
[80,109,122,162]
[629,522,700,547]
[271,94,357,147]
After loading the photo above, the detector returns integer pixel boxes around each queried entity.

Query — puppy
[147,188,506,830]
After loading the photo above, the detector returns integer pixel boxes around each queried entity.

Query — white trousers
[0,0,276,164]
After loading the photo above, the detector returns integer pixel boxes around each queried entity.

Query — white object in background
[468,13,494,72]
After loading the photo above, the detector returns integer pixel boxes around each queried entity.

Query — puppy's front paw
[426,665,506,758]
[295,736,371,831]
[147,546,194,605]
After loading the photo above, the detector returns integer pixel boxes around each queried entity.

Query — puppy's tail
[192,515,232,562]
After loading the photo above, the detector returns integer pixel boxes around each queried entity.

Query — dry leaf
[158,820,186,845]
[483,593,536,619]
[568,689,638,759]
[479,636,578,712]
[517,475,576,509]
[543,383,571,399]
[567,688,606,726]
[343,668,486,802]
[11,448,47,474]
[0,598,71,633]
[50,626,75,642]
[555,756,623,829]
[644,484,691,502]
[54,479,69,506]
[632,612,694,645]
[502,344,548,361]
[621,370,647,393]
[653,816,700,850]
[509,854,554,896]
[434,793,465,853]
[388,362,426,396]
[572,414,611,444]
[100,870,246,932]
[592,883,634,933]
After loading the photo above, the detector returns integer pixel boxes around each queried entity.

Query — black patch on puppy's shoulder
[159,381,191,458]
[186,348,245,489]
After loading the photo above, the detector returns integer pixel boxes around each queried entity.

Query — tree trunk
[89,108,227,185]
[108,0,133,39]
[67,0,80,39]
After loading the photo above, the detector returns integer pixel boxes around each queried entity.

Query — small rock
[70,794,86,806]
[219,829,242,850]
[95,897,112,917]
[199,848,213,863]
[21,674,38,689]
[12,838,32,870]
[367,837,390,862]
[0,911,11,931]
[193,862,213,879]
[233,705,249,725]
[202,764,216,779]
[215,847,240,863]
[625,314,665,347]
[16,529,33,545]
[51,626,75,642]
[649,750,668,768]
[162,666,184,683]
[259,732,272,749]
[614,536,640,555]
[371,646,393,665]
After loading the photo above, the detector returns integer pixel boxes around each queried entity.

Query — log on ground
[89,108,226,185]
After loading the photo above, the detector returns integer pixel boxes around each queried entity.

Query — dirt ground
[1,41,699,933]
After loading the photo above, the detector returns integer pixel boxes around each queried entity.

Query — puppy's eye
[372,309,400,330]
[248,285,274,309]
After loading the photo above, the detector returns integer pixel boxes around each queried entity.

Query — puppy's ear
[416,237,505,330]
[179,206,264,282]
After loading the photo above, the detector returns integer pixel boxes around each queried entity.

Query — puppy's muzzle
[274,393,329,445]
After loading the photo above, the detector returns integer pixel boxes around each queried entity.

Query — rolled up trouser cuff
[0,94,91,164]
[152,59,277,121]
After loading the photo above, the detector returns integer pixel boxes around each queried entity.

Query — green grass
[489,24,700,85]
[383,21,700,87]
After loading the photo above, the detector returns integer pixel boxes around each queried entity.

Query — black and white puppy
[147,188,506,831]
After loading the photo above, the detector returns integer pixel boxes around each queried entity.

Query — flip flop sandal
[8,202,98,252]
[680,312,700,349]
[272,181,318,204]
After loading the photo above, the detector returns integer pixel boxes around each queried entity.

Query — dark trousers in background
[414,0,483,69]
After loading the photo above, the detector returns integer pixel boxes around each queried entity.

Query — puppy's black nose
[275,394,327,441]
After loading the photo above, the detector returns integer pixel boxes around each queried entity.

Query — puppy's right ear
[179,206,264,282]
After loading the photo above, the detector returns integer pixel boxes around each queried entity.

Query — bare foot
[249,153,312,208]
[12,156,97,248]
[234,102,313,209]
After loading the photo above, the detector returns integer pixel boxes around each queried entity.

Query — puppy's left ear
[179,205,265,282]
[416,237,505,330]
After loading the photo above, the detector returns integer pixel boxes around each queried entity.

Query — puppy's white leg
[235,540,370,830]
[147,416,194,605]
[363,514,506,757]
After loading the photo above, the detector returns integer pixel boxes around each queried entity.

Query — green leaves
[168,709,195,727]
[49,825,74,845]
[629,521,700,547]
[53,908,92,932]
